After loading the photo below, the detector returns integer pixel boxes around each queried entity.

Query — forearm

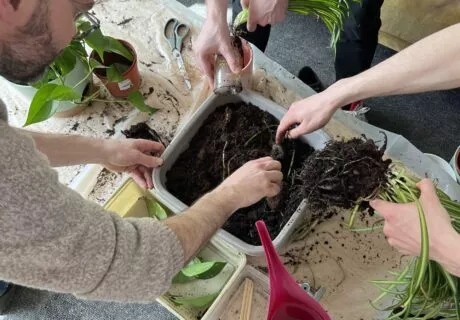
[435,232,460,277]
[164,185,238,262]
[205,0,228,21]
[22,130,107,167]
[327,23,460,108]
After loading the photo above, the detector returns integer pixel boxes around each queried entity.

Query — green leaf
[68,40,88,58]
[195,262,226,280]
[106,65,125,82]
[181,262,226,279]
[106,36,133,61]
[32,67,57,89]
[127,91,157,114]
[53,47,77,77]
[233,8,249,27]
[170,292,219,308]
[89,58,108,70]
[172,271,193,284]
[85,28,107,62]
[145,198,168,221]
[25,84,81,126]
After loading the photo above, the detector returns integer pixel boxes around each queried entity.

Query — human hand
[241,0,288,32]
[215,157,283,211]
[370,179,458,266]
[276,92,337,143]
[194,17,242,87]
[102,139,165,189]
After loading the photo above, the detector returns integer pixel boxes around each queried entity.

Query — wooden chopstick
[240,279,254,320]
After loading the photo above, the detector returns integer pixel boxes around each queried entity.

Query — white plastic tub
[103,178,247,320]
[208,266,269,320]
[151,90,330,256]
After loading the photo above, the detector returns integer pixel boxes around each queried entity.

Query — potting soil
[166,102,313,245]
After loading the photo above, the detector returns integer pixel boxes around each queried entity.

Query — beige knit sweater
[0,100,184,302]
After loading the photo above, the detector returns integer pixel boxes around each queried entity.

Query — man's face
[0,0,94,84]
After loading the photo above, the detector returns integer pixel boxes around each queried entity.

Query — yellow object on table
[379,0,460,51]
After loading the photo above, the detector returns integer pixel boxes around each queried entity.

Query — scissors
[164,18,192,91]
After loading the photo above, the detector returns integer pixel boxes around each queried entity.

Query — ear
[0,0,35,31]
[0,0,16,17]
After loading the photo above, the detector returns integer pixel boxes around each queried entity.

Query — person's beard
[0,1,60,84]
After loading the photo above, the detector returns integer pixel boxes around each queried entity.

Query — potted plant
[7,13,154,127]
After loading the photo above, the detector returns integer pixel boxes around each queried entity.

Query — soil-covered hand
[215,157,283,212]
[241,0,288,32]
[276,93,337,143]
[370,179,460,275]
[195,17,242,87]
[102,139,165,189]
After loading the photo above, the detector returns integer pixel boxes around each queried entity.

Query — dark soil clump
[301,137,391,212]
[122,123,163,144]
[166,102,314,245]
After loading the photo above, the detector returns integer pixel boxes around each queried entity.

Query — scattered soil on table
[166,102,314,245]
[301,137,391,215]
[122,122,163,144]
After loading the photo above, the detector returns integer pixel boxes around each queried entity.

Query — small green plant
[234,0,360,49]
[24,18,155,126]
[145,198,227,308]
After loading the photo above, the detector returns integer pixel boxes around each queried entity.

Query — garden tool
[256,220,331,320]
[164,18,192,91]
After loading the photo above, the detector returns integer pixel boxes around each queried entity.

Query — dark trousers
[232,0,384,81]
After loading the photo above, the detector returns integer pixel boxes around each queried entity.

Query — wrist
[327,77,364,109]
[205,0,227,23]
[433,230,460,276]
[94,138,113,164]
[207,185,239,217]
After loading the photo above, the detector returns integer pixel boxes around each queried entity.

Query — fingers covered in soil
[166,102,313,245]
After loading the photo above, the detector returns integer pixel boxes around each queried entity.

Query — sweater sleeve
[0,121,184,302]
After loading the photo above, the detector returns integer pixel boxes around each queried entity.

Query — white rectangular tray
[151,90,330,255]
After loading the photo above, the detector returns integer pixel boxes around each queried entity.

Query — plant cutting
[145,197,227,308]
[297,137,460,319]
[234,0,359,49]
[22,13,154,126]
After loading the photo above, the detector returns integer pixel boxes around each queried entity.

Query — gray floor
[3,2,459,320]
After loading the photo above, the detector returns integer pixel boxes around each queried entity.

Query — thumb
[247,11,257,32]
[286,123,308,140]
[417,179,438,203]
[221,43,242,74]
[276,114,295,143]
[137,152,164,168]
[240,0,249,9]
[370,199,405,219]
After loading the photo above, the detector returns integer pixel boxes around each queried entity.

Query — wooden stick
[240,279,254,320]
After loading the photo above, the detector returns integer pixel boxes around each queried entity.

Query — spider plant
[349,164,460,319]
[233,0,360,49]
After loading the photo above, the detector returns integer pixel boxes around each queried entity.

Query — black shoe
[0,284,16,315]
[297,66,324,93]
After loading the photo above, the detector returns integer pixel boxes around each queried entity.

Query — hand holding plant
[371,179,460,277]
[239,0,289,32]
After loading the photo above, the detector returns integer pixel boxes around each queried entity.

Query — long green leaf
[170,292,219,307]
[181,261,226,279]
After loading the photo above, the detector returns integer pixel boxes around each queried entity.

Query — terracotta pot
[91,39,141,98]
[240,39,253,90]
